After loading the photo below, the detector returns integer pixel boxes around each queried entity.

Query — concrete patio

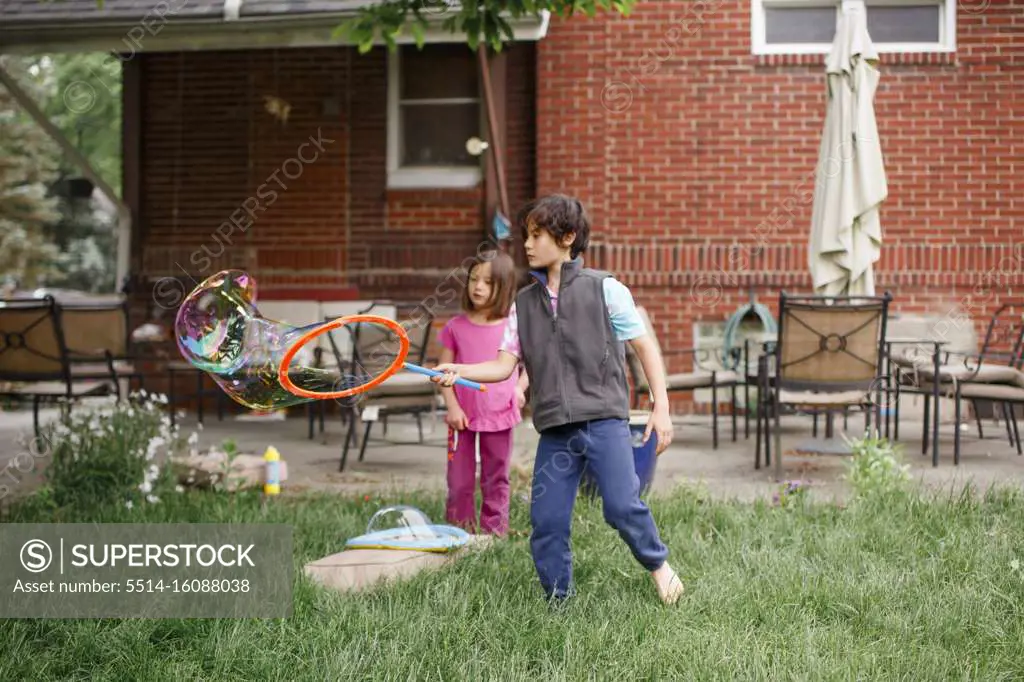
[2,394,1022,509]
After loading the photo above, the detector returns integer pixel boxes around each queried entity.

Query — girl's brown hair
[462,251,517,320]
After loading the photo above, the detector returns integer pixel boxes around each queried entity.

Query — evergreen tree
[0,56,62,291]
[42,52,122,292]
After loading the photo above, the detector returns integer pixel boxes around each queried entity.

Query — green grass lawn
[3,481,1024,680]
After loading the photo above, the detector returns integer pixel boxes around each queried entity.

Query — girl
[438,251,527,536]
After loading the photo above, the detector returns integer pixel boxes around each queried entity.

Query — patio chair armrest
[885,339,946,357]
[662,346,741,358]
[944,350,1019,365]
[886,341,944,363]
[661,346,743,371]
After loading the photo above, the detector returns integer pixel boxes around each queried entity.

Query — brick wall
[536,0,1024,393]
[138,48,352,300]
[128,43,536,409]
[134,44,536,309]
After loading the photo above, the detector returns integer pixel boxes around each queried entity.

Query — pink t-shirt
[438,314,522,432]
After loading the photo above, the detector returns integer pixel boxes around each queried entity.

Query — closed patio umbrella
[808,0,887,296]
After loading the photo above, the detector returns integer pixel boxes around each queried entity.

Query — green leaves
[332,0,634,53]
[843,434,913,503]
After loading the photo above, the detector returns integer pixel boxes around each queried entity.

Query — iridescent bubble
[175,270,255,374]
[173,270,365,410]
[172,270,474,412]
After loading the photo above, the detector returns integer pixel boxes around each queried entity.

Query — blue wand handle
[403,363,487,392]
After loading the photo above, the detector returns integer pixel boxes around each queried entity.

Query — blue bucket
[579,413,659,498]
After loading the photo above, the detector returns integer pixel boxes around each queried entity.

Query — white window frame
[386,46,483,190]
[751,0,956,55]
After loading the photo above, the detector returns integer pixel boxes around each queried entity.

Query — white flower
[145,436,166,461]
[1012,559,1020,572]
[139,481,153,494]
[148,464,159,478]
[175,485,184,493]
[146,494,160,504]
[125,500,134,510]
[187,432,199,446]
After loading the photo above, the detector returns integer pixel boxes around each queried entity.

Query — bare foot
[651,562,684,605]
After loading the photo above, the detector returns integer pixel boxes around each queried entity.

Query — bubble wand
[173,270,485,413]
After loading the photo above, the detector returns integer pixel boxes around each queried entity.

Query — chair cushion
[70,361,137,377]
[2,380,114,397]
[955,383,1024,401]
[891,353,1024,387]
[666,370,738,390]
[778,389,870,407]
[362,394,442,410]
[365,372,438,398]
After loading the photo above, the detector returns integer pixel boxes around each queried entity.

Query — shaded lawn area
[2,482,1024,680]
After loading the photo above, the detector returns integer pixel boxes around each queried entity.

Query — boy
[433,194,683,605]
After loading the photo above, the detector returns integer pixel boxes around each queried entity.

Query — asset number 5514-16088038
[125,578,251,593]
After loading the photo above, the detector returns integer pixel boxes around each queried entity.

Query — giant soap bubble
[174,270,371,410]
[173,270,484,411]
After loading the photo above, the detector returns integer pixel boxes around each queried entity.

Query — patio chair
[336,309,438,471]
[755,291,892,476]
[625,307,741,449]
[307,300,402,441]
[887,301,1024,464]
[57,299,145,400]
[0,297,120,437]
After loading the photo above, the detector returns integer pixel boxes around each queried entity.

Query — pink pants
[446,427,513,536]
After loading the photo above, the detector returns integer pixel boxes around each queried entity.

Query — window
[751,0,955,55]
[387,44,483,189]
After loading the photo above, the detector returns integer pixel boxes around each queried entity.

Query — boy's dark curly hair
[516,194,591,259]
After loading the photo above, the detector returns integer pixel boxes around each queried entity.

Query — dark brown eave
[0,2,550,55]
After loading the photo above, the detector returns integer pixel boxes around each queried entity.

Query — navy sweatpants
[529,418,669,599]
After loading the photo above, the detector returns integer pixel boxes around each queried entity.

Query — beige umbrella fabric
[809,2,887,296]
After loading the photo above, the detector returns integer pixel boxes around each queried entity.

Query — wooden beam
[478,45,510,227]
[0,12,551,55]
[122,55,143,290]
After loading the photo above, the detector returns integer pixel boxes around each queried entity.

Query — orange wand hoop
[277,314,486,401]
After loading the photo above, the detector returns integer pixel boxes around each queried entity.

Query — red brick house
[1,0,1021,385]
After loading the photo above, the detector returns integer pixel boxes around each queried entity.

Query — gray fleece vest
[516,259,631,433]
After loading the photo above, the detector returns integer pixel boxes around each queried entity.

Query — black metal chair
[888,301,1024,465]
[0,297,122,437]
[57,299,146,400]
[755,291,893,476]
[334,308,438,471]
